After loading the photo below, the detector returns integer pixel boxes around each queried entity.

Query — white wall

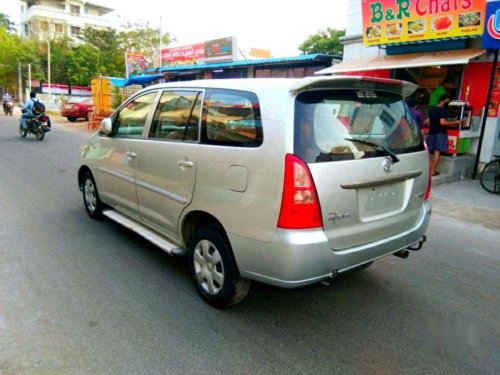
[343,0,385,61]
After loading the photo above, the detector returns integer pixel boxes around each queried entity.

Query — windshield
[294,89,424,163]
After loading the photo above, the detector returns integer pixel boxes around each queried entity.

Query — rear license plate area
[358,183,404,219]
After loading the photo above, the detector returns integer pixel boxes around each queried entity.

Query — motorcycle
[19,112,51,141]
[3,101,13,116]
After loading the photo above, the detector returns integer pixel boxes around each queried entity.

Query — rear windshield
[294,89,425,163]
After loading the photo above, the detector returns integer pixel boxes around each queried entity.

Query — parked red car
[61,97,93,122]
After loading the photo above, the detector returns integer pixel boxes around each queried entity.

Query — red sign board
[125,52,146,77]
[42,83,69,94]
[161,44,205,66]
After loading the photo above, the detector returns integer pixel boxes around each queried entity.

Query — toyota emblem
[383,157,394,173]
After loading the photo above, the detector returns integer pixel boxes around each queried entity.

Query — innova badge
[382,157,394,173]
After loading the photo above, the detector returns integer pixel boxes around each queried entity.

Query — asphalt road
[0,113,499,375]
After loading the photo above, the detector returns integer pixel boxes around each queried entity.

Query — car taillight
[277,154,323,229]
[424,140,432,200]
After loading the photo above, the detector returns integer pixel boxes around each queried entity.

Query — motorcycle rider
[21,91,51,131]
[21,91,39,130]
[2,92,13,112]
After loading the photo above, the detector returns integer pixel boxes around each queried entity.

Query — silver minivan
[79,76,431,307]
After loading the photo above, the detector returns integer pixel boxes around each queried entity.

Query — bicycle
[480,154,500,194]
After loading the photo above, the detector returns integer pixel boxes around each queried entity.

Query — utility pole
[47,37,51,111]
[28,63,32,93]
[18,62,23,106]
[159,16,163,68]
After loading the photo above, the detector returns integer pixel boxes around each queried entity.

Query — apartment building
[20,0,113,39]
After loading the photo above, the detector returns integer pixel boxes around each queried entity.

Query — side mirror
[99,118,112,135]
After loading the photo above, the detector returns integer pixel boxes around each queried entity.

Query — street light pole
[33,31,51,111]
[28,63,32,93]
[47,36,51,111]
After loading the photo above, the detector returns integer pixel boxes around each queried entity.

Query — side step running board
[103,210,187,256]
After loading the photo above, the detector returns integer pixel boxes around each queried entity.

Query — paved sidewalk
[51,115,97,133]
[431,180,500,231]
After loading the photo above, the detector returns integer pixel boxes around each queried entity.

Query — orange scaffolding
[89,76,114,129]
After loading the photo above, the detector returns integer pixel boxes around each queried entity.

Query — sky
[2,0,348,57]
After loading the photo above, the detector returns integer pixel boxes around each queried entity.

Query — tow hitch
[406,235,426,251]
[320,270,339,286]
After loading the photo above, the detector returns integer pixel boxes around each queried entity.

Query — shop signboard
[362,0,487,46]
[482,0,500,49]
[487,64,500,116]
[71,85,92,96]
[42,83,69,95]
[161,44,205,66]
[125,52,146,77]
[203,37,237,63]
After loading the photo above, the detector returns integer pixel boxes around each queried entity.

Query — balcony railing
[22,5,111,27]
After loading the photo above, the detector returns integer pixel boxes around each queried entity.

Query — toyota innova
[79,76,431,307]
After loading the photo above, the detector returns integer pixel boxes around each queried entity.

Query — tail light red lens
[278,154,323,229]
[40,115,49,122]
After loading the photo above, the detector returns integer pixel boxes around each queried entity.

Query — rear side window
[149,90,202,141]
[114,92,157,139]
[201,89,262,147]
[294,89,424,163]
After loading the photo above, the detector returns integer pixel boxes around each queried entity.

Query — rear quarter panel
[186,87,294,243]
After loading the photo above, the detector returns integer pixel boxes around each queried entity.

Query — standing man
[426,94,464,176]
[407,98,428,135]
[428,76,456,107]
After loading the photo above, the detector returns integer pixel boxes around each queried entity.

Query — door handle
[177,160,194,168]
[126,151,136,159]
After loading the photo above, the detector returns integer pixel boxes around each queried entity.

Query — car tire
[82,171,104,220]
[67,117,76,122]
[188,227,250,308]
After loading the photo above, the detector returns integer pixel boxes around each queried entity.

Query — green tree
[119,21,173,68]
[298,28,345,56]
[0,12,16,33]
[0,27,41,97]
[44,36,74,86]
[68,27,125,83]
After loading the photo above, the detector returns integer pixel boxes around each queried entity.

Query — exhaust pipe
[394,250,409,259]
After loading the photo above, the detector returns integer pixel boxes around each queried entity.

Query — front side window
[149,90,202,141]
[295,89,424,163]
[202,89,262,147]
[114,92,157,139]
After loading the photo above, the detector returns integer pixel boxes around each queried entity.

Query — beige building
[20,0,113,39]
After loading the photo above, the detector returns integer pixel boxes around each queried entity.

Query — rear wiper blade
[344,138,399,163]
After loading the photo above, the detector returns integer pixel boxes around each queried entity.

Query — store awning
[108,74,163,87]
[316,49,486,75]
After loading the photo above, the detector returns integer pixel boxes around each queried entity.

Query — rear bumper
[231,201,431,288]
